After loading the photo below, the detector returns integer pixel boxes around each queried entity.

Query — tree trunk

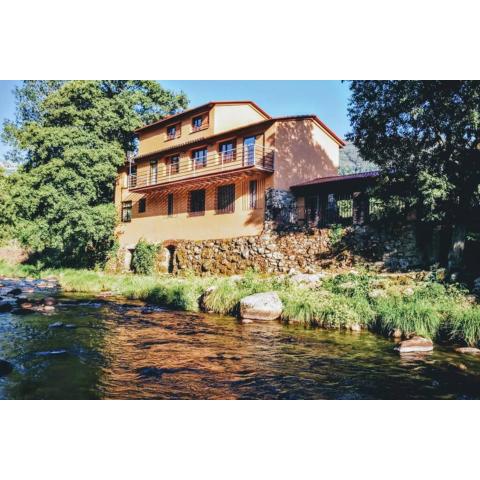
[448,223,466,272]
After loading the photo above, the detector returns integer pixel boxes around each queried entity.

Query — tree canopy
[347,81,480,225]
[1,80,188,267]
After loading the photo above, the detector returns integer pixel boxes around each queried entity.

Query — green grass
[2,260,480,346]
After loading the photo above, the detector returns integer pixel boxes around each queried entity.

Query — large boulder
[239,291,283,321]
[394,336,433,354]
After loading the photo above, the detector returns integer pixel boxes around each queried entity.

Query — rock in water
[49,322,64,328]
[0,302,13,313]
[42,297,57,306]
[239,291,283,321]
[395,336,433,353]
[0,360,13,376]
[454,347,480,355]
[7,288,22,296]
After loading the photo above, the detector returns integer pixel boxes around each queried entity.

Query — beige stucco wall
[272,119,339,191]
[116,175,269,248]
[212,104,267,134]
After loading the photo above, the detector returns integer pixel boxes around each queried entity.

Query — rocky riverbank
[2,265,480,360]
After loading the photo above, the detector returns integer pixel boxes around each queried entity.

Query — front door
[243,136,255,166]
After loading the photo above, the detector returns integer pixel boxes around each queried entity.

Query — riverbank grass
[1,260,480,346]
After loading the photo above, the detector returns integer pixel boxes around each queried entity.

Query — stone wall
[347,223,424,271]
[170,222,428,275]
[173,230,330,275]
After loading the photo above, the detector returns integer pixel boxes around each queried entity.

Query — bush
[131,239,159,275]
[328,224,346,252]
[450,307,480,346]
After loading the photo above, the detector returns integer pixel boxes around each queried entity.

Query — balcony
[127,145,274,192]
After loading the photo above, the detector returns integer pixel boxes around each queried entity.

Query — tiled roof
[292,170,380,188]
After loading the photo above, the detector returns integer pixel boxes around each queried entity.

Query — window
[249,180,258,209]
[166,124,179,140]
[192,148,208,169]
[128,165,137,188]
[217,184,235,214]
[188,189,205,216]
[219,140,236,163]
[122,201,132,222]
[150,160,158,185]
[167,193,174,216]
[243,136,256,166]
[192,115,204,132]
[169,155,179,175]
[138,198,146,213]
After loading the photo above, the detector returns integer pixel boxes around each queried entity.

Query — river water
[1,278,480,399]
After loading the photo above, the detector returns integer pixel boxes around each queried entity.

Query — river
[1,277,480,399]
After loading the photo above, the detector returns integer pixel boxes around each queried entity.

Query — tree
[0,167,14,244]
[2,81,188,267]
[347,81,480,270]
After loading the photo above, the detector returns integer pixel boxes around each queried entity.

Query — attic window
[166,124,180,140]
[192,115,207,132]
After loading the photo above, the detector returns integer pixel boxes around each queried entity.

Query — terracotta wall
[116,174,269,248]
[272,119,339,190]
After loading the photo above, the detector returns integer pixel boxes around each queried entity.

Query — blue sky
[0,80,351,160]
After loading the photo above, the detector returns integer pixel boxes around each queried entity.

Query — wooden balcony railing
[127,145,274,190]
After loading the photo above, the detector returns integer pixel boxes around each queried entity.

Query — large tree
[2,80,188,267]
[347,80,480,270]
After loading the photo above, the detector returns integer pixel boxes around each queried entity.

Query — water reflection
[1,295,480,399]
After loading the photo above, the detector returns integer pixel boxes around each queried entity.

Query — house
[114,100,345,261]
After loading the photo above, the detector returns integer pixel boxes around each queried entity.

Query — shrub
[131,239,159,275]
[328,224,346,252]
[374,296,443,339]
[450,307,480,346]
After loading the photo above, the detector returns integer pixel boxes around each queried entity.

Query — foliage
[1,81,188,267]
[327,224,346,252]
[348,81,480,220]
[131,239,159,275]
[0,168,14,244]
[347,81,480,268]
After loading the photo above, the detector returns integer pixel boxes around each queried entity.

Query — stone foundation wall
[171,222,428,275]
[348,223,424,271]
[173,230,331,275]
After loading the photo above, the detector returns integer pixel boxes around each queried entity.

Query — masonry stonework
[165,222,426,276]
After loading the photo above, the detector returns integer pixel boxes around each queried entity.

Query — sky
[0,80,352,160]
